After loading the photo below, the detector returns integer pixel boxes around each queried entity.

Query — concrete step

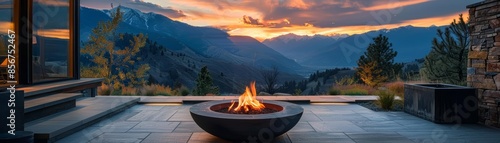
[25,96,139,143]
[25,93,82,122]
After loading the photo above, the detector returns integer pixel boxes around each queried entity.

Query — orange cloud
[226,12,466,41]
[401,11,467,27]
[286,0,311,9]
[361,0,429,11]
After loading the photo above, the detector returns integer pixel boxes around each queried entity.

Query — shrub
[376,90,396,110]
[141,84,157,96]
[155,85,173,96]
[386,81,404,97]
[342,87,369,95]
[111,90,122,95]
[330,84,375,95]
[335,76,358,86]
[121,86,137,96]
[180,88,190,96]
[328,88,341,95]
[98,84,111,95]
[294,89,302,95]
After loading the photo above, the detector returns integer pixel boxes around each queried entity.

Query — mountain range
[80,6,305,93]
[80,6,445,93]
[263,25,444,69]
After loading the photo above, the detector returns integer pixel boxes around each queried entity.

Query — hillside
[263,25,444,69]
[80,6,306,93]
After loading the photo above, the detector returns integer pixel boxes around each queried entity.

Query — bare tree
[261,66,280,94]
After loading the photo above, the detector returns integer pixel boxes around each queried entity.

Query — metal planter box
[404,83,478,124]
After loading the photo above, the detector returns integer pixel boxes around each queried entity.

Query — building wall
[467,0,500,128]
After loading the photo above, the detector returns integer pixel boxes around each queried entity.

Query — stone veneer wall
[467,0,500,128]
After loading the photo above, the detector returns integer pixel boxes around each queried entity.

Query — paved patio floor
[57,103,500,143]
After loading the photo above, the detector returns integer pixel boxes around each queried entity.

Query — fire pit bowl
[190,100,303,142]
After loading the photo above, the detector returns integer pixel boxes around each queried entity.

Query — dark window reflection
[0,0,13,85]
[32,0,72,82]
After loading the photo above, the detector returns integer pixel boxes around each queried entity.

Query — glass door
[32,0,73,83]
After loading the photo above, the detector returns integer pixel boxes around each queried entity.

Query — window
[32,0,73,82]
[0,0,14,86]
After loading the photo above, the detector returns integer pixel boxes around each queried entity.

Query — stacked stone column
[467,0,500,127]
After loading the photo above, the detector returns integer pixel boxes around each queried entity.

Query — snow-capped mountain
[269,33,349,43]
[80,6,306,93]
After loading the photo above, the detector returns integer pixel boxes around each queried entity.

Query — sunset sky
[81,0,480,40]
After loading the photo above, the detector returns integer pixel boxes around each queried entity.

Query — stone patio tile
[287,132,355,143]
[141,133,192,143]
[309,121,365,132]
[298,111,321,122]
[168,110,194,121]
[289,122,316,132]
[129,105,166,111]
[173,122,205,133]
[188,132,231,143]
[320,103,369,110]
[316,113,370,121]
[326,109,357,115]
[392,119,436,127]
[98,121,139,132]
[128,121,180,133]
[345,132,414,143]
[358,113,392,121]
[89,133,149,143]
[127,109,176,121]
[351,120,408,132]
[350,120,401,127]
[398,130,500,143]
[55,127,103,143]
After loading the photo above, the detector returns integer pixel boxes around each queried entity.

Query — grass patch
[96,84,188,96]
[121,86,137,95]
[386,81,404,97]
[376,90,396,110]
[98,84,111,95]
[329,84,375,95]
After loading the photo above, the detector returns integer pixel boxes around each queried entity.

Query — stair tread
[25,96,139,141]
[25,93,82,113]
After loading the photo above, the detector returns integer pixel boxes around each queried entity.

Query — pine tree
[193,66,219,96]
[80,7,150,89]
[356,34,401,87]
[261,66,280,94]
[422,14,469,85]
[358,62,387,87]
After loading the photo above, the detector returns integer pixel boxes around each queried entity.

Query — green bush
[141,85,157,96]
[342,88,369,95]
[155,85,173,96]
[376,91,396,110]
[386,81,404,97]
[328,88,341,95]
[329,84,374,95]
[98,84,111,95]
[335,76,358,86]
[180,88,190,96]
[121,86,137,96]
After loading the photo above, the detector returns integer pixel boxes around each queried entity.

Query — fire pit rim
[190,100,303,120]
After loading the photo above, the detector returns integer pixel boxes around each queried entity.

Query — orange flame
[228,81,265,113]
